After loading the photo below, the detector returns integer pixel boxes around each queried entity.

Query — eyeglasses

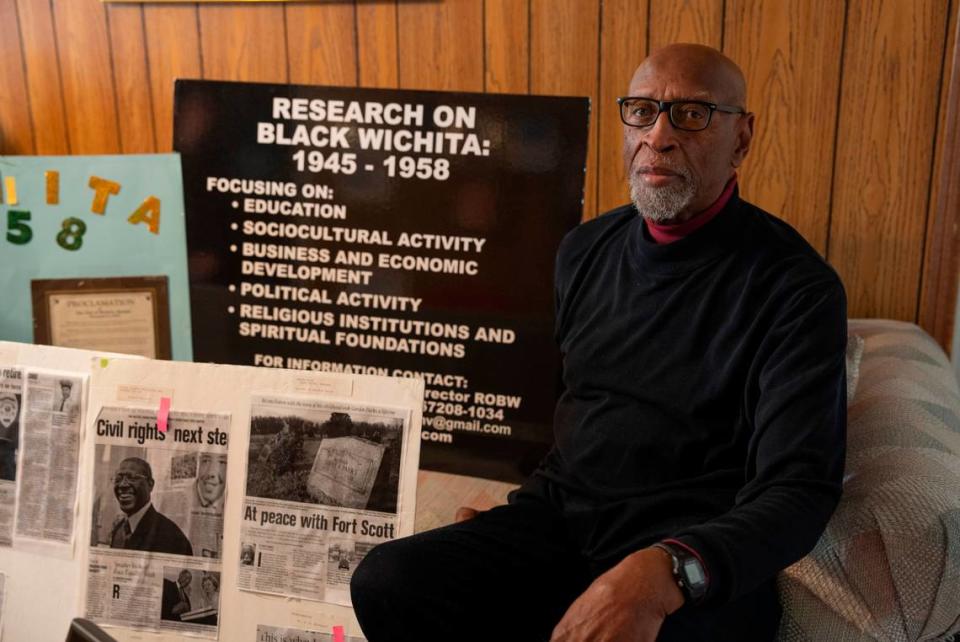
[617,97,746,132]
[112,473,149,485]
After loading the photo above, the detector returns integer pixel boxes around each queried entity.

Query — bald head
[630,44,746,107]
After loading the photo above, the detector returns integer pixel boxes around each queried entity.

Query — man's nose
[642,110,677,153]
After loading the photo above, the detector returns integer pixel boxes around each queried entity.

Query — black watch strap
[652,541,709,605]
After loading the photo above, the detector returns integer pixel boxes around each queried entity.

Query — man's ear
[731,112,756,168]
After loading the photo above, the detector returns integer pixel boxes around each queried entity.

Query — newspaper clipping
[257,624,366,642]
[86,406,230,638]
[0,367,24,546]
[15,370,84,547]
[240,394,408,605]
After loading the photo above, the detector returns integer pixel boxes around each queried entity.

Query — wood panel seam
[139,5,159,151]
[917,0,959,345]
[824,0,851,263]
[195,5,206,79]
[527,0,532,94]
[915,1,956,323]
[595,0,604,214]
[282,4,292,85]
[719,0,726,51]
[13,0,38,153]
[48,0,72,154]
[103,7,124,155]
[482,0,487,92]
[645,0,651,56]
[352,1,360,86]
[394,0,401,88]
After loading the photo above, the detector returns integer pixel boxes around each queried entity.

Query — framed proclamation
[31,276,173,359]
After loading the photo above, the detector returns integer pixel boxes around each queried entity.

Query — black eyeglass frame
[616,96,746,131]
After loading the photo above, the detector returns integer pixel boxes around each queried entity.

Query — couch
[414,319,960,641]
[778,319,960,641]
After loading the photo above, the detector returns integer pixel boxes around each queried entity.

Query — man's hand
[454,506,479,523]
[550,546,685,642]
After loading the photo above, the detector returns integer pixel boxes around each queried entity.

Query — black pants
[351,497,781,642]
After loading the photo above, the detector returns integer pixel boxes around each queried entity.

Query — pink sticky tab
[332,626,345,642]
[157,397,171,432]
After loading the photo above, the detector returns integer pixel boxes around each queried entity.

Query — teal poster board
[0,154,193,360]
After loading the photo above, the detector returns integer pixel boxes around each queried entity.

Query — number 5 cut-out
[6,210,32,245]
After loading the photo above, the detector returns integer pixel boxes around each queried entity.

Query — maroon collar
[645,176,738,244]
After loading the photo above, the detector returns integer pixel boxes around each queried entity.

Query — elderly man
[109,457,193,556]
[351,43,846,642]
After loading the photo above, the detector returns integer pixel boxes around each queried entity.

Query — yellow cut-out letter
[128,196,161,235]
[46,171,60,205]
[3,176,18,205]
[88,176,121,214]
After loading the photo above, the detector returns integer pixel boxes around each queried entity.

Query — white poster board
[78,357,422,641]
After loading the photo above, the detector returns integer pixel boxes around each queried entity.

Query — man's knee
[351,539,405,606]
[351,539,411,640]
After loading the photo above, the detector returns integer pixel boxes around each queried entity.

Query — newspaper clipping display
[15,370,84,547]
[240,394,408,605]
[257,624,366,642]
[86,406,230,637]
[0,367,24,546]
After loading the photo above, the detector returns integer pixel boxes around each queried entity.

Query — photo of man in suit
[187,452,227,558]
[109,457,192,556]
[0,392,20,482]
[54,379,74,413]
[160,569,193,622]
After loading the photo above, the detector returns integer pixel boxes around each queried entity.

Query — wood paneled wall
[0,0,958,346]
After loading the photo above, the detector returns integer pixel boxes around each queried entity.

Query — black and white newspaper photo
[256,623,367,642]
[14,370,85,549]
[0,367,24,547]
[160,567,220,628]
[85,405,230,638]
[240,394,409,605]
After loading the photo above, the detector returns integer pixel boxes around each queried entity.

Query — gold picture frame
[31,276,173,360]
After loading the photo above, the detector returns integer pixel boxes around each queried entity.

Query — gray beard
[629,169,699,223]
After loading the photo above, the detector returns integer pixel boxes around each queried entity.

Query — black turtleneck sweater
[526,190,847,607]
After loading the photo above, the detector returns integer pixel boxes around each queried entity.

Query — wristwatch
[652,541,709,605]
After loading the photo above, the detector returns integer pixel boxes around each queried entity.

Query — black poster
[174,80,588,483]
